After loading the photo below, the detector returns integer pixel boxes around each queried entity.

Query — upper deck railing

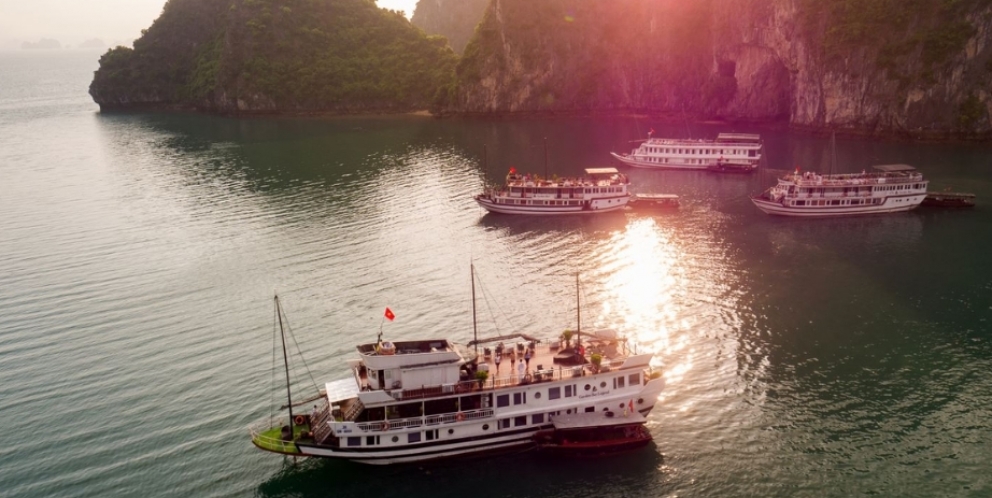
[783,172,925,187]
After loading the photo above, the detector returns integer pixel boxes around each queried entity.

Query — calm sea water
[2,50,991,498]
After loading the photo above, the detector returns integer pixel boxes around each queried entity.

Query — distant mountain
[90,0,457,114]
[411,0,488,54]
[22,39,61,50]
[79,39,106,50]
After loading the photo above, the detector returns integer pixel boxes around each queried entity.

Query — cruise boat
[532,410,652,457]
[249,273,664,465]
[475,167,631,215]
[751,164,929,217]
[610,133,762,171]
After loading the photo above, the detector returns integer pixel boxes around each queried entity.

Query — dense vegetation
[90,0,458,113]
[411,0,488,54]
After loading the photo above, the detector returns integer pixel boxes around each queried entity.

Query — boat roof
[585,167,621,175]
[716,133,761,142]
[872,164,917,172]
[634,194,679,200]
[324,378,360,403]
[551,410,646,430]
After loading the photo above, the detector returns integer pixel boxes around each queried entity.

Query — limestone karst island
[90,0,992,140]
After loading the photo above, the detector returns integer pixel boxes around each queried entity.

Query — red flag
[509,166,517,174]
[384,307,395,321]
[629,399,634,413]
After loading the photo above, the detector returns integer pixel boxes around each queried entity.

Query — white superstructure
[475,167,631,215]
[751,164,928,217]
[611,133,762,171]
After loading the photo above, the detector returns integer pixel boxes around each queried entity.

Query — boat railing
[387,357,627,402]
[248,417,300,454]
[356,408,495,432]
[786,172,924,187]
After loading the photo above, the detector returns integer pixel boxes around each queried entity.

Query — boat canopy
[872,164,917,172]
[716,133,761,142]
[551,410,646,430]
[324,378,360,404]
[585,167,621,175]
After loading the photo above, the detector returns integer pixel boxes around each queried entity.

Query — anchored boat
[611,133,762,171]
[532,410,652,457]
[751,164,929,217]
[475,167,631,215]
[249,270,664,465]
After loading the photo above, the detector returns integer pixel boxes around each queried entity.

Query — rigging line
[475,272,504,338]
[270,299,279,420]
[477,271,519,336]
[281,309,321,394]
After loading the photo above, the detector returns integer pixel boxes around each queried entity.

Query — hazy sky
[1,0,420,48]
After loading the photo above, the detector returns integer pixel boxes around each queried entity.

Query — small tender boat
[611,133,762,171]
[751,164,929,217]
[475,167,631,215]
[921,191,975,208]
[532,410,652,457]
[627,194,679,211]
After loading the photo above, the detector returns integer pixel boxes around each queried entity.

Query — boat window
[425,430,435,441]
[831,200,840,205]
[482,424,490,430]
[584,384,592,391]
[496,394,510,407]
[514,416,527,427]
[548,387,561,399]
[498,419,510,429]
[629,373,640,385]
[615,376,625,389]
[565,384,575,397]
[408,432,421,443]
[532,413,545,424]
[348,437,361,447]
[585,407,595,413]
[513,392,526,405]
[365,436,379,446]
[392,436,399,442]
[796,200,805,206]
[600,381,607,388]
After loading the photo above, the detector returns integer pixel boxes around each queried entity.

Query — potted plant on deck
[590,353,603,373]
[475,370,489,390]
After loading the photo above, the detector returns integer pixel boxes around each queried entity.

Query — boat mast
[544,137,549,180]
[471,263,478,356]
[275,295,295,433]
[483,144,488,186]
[575,273,581,350]
[831,131,836,176]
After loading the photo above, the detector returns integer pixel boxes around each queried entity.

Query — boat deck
[471,333,632,389]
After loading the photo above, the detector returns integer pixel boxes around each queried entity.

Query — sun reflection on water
[600,217,696,391]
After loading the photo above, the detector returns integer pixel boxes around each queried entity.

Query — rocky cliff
[449,0,992,138]
[411,0,489,54]
[90,0,457,114]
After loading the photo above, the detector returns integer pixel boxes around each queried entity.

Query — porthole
[482,424,489,430]
[391,436,399,443]
[602,407,609,411]
[584,384,591,391]
[566,409,572,414]
[448,429,454,435]
[600,381,606,388]
[637,398,644,405]
[619,403,626,409]
[535,392,541,399]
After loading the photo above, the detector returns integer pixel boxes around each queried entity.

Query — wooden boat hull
[533,425,652,457]
[751,194,925,217]
[475,195,629,215]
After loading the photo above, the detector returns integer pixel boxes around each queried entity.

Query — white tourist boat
[475,167,631,215]
[751,164,929,217]
[250,272,664,465]
[610,133,762,171]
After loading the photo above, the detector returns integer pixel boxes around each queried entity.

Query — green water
[1,50,991,497]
